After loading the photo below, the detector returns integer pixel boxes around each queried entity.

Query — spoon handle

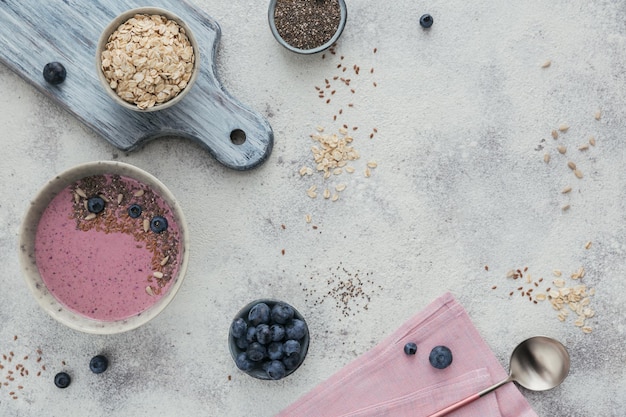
[427,376,512,417]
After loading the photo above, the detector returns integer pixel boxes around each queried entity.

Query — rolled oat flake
[274,0,341,50]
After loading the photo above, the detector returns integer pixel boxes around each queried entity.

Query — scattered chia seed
[274,0,341,50]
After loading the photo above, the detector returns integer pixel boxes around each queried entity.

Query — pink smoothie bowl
[18,161,190,334]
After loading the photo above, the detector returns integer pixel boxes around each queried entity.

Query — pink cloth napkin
[277,292,538,417]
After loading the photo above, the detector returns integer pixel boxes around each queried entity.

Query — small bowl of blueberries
[229,299,309,380]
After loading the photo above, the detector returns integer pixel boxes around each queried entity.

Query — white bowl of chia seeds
[268,0,347,54]
[19,161,189,334]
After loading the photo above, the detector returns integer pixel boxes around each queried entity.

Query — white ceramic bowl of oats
[96,7,199,112]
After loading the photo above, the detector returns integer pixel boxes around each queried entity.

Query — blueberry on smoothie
[87,196,105,214]
[271,303,294,324]
[89,355,109,374]
[128,204,142,218]
[235,336,249,350]
[248,302,271,326]
[230,317,248,339]
[256,324,272,345]
[150,216,168,233]
[429,346,453,369]
[245,326,257,343]
[54,372,71,388]
[285,319,307,340]
[43,62,66,85]
[266,360,286,380]
[404,342,418,355]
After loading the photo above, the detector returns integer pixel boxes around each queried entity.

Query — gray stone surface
[0,0,624,416]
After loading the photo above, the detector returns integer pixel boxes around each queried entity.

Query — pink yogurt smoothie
[34,174,183,321]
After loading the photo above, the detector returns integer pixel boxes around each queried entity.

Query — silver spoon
[428,336,570,417]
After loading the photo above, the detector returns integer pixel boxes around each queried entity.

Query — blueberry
[285,319,307,340]
[271,303,294,324]
[150,216,168,233]
[247,342,267,362]
[256,324,271,345]
[248,303,270,326]
[54,372,71,388]
[235,336,249,350]
[267,342,284,360]
[283,339,301,357]
[89,354,109,374]
[235,352,255,372]
[43,62,66,85]
[128,204,142,218]
[266,360,286,380]
[429,346,453,369]
[419,14,433,29]
[245,326,257,343]
[230,317,247,339]
[282,352,301,370]
[269,324,285,342]
[87,196,105,214]
[404,342,418,355]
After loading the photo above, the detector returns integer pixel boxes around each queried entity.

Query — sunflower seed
[160,256,170,266]
[584,241,592,249]
[153,271,164,279]
[117,193,124,204]
[143,218,150,232]
[589,136,596,146]
[145,286,154,296]
[594,110,601,120]
[578,144,589,151]
[544,153,551,163]
[134,189,145,197]
[561,186,572,194]
[85,213,97,220]
[551,130,559,139]
[558,124,569,132]
[562,204,571,211]
[75,188,87,198]
[567,161,576,170]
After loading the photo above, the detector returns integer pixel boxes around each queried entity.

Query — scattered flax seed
[373,48,377,53]
[13,335,17,341]
[557,145,567,154]
[589,136,596,146]
[373,82,377,87]
[567,161,577,170]
[574,169,583,179]
[492,285,497,290]
[585,241,592,250]
[561,186,572,194]
[541,59,552,68]
[544,154,551,163]
[551,130,559,139]
[558,124,569,132]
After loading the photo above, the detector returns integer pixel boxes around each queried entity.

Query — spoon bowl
[429,336,570,417]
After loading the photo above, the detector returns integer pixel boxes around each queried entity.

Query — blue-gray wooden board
[0,0,273,170]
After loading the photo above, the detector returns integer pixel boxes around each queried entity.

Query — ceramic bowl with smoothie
[19,161,189,334]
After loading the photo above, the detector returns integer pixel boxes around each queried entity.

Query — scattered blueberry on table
[43,62,66,85]
[89,355,109,374]
[429,345,453,369]
[404,342,418,355]
[419,14,434,29]
[54,372,71,388]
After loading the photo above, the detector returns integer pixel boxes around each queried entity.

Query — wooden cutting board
[0,0,273,170]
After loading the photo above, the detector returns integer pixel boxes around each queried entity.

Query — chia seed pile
[274,0,341,50]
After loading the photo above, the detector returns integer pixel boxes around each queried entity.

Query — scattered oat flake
[364,168,371,178]
[332,193,339,202]
[557,145,567,154]
[367,161,378,168]
[305,214,312,223]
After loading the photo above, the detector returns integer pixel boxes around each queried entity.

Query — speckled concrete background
[1,0,625,416]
